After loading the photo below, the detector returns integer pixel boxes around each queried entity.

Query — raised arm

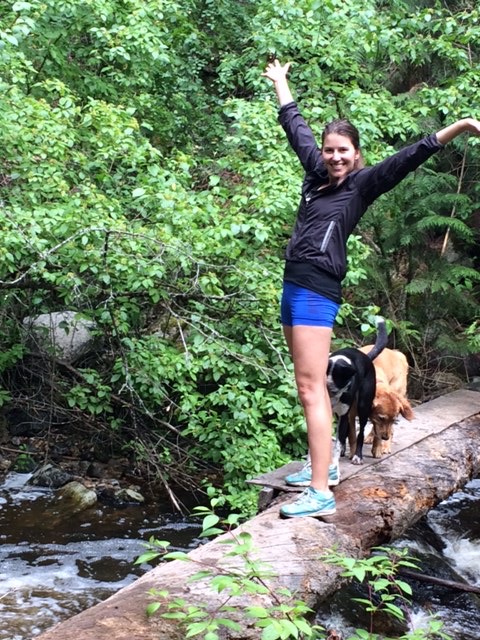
[435,117,480,145]
[354,116,480,207]
[261,59,324,175]
[261,59,294,106]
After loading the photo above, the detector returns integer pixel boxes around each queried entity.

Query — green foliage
[322,546,452,640]
[137,490,324,639]
[358,168,480,366]
[12,443,36,472]
[0,0,252,151]
[0,0,479,510]
[135,495,451,639]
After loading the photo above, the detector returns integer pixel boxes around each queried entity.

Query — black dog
[327,317,387,464]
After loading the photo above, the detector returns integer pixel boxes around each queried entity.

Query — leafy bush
[0,0,479,512]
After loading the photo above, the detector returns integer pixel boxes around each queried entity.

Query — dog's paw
[371,441,383,458]
[364,429,374,445]
[381,439,392,455]
[351,455,364,465]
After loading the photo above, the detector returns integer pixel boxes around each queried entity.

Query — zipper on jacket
[319,221,335,253]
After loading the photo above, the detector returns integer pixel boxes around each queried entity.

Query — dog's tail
[366,316,387,361]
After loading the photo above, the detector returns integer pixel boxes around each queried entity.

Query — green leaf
[134,551,161,565]
[279,619,299,638]
[261,624,281,640]
[246,606,269,619]
[294,618,315,635]
[185,621,210,637]
[163,551,190,561]
[384,602,406,620]
[200,527,225,538]
[202,514,220,531]
[395,579,413,595]
[145,602,162,616]
[215,618,242,630]
[351,567,366,582]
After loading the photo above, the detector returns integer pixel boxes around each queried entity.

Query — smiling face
[321,132,360,185]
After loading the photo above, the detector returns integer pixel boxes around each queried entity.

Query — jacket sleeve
[355,134,444,204]
[278,102,325,175]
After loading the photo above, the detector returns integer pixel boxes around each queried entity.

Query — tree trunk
[37,389,480,640]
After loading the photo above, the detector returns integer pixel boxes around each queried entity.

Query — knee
[297,377,328,408]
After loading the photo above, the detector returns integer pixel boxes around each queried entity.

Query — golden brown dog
[358,345,414,457]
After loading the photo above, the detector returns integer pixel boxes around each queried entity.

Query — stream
[317,477,480,639]
[0,473,203,640]
[0,473,479,639]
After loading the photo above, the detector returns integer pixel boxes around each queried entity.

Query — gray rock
[22,310,99,363]
[30,463,73,488]
[112,487,145,505]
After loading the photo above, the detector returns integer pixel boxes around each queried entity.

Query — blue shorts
[281,281,340,328]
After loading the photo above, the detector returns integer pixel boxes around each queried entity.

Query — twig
[399,568,480,594]
[440,138,468,257]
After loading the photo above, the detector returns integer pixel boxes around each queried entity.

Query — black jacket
[279,102,443,283]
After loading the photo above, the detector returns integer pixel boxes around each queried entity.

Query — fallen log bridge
[38,389,480,640]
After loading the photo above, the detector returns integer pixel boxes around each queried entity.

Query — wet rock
[86,462,105,479]
[316,577,409,637]
[399,516,446,552]
[56,481,97,514]
[96,485,117,505]
[30,463,73,488]
[115,488,145,504]
[96,485,144,506]
[326,630,343,640]
[77,460,92,476]
[0,458,12,474]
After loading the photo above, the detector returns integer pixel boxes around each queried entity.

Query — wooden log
[36,390,480,640]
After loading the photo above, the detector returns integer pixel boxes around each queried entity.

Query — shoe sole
[285,479,310,487]
[285,478,340,487]
[281,506,336,518]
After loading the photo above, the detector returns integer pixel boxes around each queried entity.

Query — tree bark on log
[36,391,480,640]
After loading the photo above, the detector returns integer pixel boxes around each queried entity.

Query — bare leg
[284,324,333,493]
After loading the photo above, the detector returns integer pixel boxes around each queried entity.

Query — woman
[262,58,480,518]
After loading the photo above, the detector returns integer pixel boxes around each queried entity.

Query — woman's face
[321,133,359,184]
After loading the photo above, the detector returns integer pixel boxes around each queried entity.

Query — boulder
[22,311,99,363]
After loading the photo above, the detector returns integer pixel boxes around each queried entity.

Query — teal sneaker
[280,487,336,518]
[285,460,311,486]
[284,460,340,487]
[328,461,340,487]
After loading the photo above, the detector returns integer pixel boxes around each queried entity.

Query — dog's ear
[328,356,356,388]
[373,390,398,417]
[334,361,357,388]
[399,396,414,421]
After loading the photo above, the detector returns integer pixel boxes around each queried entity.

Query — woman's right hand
[261,59,291,84]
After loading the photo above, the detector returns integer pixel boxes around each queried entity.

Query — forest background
[0,0,479,514]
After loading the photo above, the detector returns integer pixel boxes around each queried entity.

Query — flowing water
[1,473,479,640]
[317,477,480,639]
[0,473,203,639]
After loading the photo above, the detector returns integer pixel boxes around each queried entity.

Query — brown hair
[322,118,365,169]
